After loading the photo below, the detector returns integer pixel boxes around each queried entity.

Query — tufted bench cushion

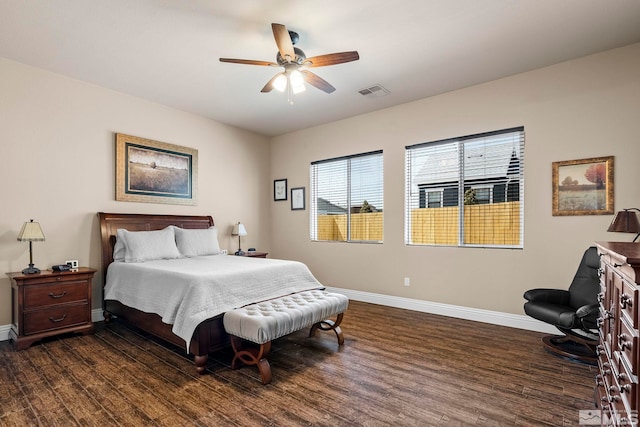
[223,290,349,344]
[223,290,349,384]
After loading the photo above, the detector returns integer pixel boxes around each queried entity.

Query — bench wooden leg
[229,335,273,384]
[309,312,345,345]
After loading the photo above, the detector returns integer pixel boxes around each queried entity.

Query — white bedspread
[104,255,323,352]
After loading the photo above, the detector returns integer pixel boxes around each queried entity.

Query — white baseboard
[0,293,556,343]
[324,286,558,335]
[0,324,10,342]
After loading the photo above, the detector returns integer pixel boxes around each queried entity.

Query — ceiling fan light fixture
[273,73,287,92]
[290,70,306,94]
[220,23,359,100]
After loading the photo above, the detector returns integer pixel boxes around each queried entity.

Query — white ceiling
[2,1,640,137]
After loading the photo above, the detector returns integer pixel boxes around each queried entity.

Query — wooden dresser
[596,242,640,426]
[7,267,95,350]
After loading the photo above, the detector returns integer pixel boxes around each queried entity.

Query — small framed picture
[274,179,287,201]
[291,187,305,210]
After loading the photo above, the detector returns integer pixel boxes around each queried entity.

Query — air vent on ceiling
[358,84,390,98]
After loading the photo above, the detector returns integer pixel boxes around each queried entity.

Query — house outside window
[310,150,383,242]
[405,127,524,248]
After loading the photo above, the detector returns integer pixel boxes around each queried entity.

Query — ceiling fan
[219,23,359,103]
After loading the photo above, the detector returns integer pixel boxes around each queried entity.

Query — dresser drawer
[23,304,90,335]
[24,281,88,309]
[620,278,640,329]
[617,318,639,376]
[616,357,637,419]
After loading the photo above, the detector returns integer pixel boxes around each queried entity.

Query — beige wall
[2,43,639,329]
[0,58,270,325]
[269,43,640,316]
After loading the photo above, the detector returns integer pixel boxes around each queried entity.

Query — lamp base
[235,250,245,256]
[22,264,41,275]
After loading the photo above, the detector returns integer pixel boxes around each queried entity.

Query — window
[425,190,443,208]
[405,127,524,248]
[311,150,383,242]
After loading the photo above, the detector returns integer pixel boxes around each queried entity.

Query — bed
[98,212,322,374]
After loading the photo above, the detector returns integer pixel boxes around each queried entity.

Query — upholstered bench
[223,290,349,384]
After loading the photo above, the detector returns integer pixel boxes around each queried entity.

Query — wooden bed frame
[98,212,229,374]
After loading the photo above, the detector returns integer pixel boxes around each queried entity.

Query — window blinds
[311,150,383,242]
[405,127,524,248]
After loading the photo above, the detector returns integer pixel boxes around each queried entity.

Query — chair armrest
[575,303,599,319]
[523,288,570,305]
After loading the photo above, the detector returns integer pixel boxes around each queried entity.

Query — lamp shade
[17,220,45,242]
[232,223,247,237]
[607,209,640,233]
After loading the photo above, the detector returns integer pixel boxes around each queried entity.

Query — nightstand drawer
[24,281,88,309]
[16,271,94,286]
[23,304,90,335]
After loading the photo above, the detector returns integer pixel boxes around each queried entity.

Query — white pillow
[113,231,126,262]
[173,226,221,257]
[117,226,182,263]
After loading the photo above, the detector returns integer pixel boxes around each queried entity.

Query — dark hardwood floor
[0,301,596,426]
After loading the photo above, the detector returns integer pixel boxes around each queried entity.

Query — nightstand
[7,267,96,350]
[236,251,268,258]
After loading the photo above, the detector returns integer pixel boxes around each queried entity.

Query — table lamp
[232,222,247,255]
[607,208,640,242]
[17,219,46,274]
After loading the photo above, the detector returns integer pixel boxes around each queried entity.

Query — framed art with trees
[552,156,614,216]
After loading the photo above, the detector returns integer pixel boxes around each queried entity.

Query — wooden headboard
[97,212,214,283]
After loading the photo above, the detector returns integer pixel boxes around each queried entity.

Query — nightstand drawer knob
[49,314,67,323]
[48,291,67,299]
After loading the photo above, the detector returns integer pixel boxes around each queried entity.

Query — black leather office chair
[523,247,600,364]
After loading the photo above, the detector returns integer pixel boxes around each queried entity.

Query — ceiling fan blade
[301,70,336,94]
[219,58,278,67]
[272,23,295,62]
[304,51,360,68]
[261,72,284,93]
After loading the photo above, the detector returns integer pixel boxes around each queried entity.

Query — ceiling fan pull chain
[287,80,294,105]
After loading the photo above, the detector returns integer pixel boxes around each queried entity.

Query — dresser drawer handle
[48,291,67,299]
[49,314,67,323]
[618,333,632,351]
[620,294,632,309]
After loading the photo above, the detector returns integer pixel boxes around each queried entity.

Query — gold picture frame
[552,156,614,216]
[116,133,198,205]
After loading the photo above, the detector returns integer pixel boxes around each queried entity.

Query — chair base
[541,334,597,365]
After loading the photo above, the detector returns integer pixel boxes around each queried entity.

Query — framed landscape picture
[116,133,198,205]
[552,156,614,216]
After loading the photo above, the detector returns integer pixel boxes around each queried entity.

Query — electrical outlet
[404,277,410,287]
[220,249,228,255]
[66,260,79,269]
